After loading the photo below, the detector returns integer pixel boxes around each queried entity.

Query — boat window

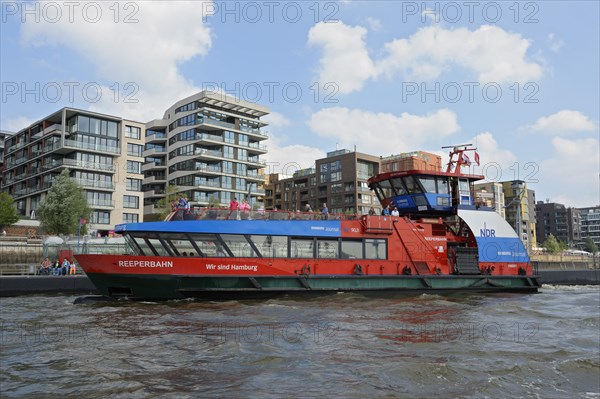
[418,176,437,193]
[188,233,226,257]
[124,234,142,255]
[389,177,407,195]
[249,235,288,258]
[220,234,257,257]
[437,178,450,195]
[459,179,470,193]
[290,237,314,258]
[161,233,196,256]
[317,239,339,259]
[146,237,169,256]
[340,239,363,259]
[365,239,386,259]
[404,176,422,194]
[377,180,394,198]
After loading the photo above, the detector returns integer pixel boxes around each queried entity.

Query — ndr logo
[480,223,496,237]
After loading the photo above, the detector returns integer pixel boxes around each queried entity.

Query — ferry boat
[76,146,540,300]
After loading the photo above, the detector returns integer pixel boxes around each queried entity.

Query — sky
[1,1,598,207]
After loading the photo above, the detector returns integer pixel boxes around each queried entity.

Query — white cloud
[20,1,212,121]
[524,110,597,135]
[539,137,600,207]
[264,112,291,128]
[468,132,518,178]
[309,23,543,94]
[548,33,564,53]
[2,116,36,132]
[366,17,382,32]
[307,107,459,155]
[307,21,377,94]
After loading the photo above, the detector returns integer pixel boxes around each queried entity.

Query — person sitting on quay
[52,259,61,276]
[61,258,70,276]
[69,260,77,275]
[39,257,52,275]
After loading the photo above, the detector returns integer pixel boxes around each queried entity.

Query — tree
[543,234,561,254]
[155,184,181,220]
[583,237,599,254]
[36,169,91,235]
[0,192,19,230]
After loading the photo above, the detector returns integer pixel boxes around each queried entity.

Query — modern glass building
[1,108,145,236]
[142,91,269,217]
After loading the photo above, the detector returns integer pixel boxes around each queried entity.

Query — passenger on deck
[229,197,239,219]
[368,207,376,216]
[39,257,52,275]
[240,198,251,219]
[321,203,329,220]
[382,205,390,216]
[305,203,312,213]
[391,206,399,217]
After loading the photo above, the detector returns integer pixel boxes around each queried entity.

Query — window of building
[123,213,139,223]
[125,125,141,139]
[127,161,142,174]
[127,143,144,157]
[223,146,234,159]
[91,210,110,224]
[126,178,142,191]
[123,195,139,209]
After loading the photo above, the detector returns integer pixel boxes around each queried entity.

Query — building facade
[578,206,600,247]
[535,201,568,244]
[143,91,269,217]
[473,182,506,219]
[501,180,537,251]
[1,108,145,236]
[265,149,381,215]
[0,130,14,190]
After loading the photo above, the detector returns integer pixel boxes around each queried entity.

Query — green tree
[583,237,599,254]
[0,192,19,230]
[543,234,561,254]
[155,184,181,220]
[36,169,91,235]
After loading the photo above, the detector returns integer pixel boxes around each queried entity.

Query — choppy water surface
[1,286,599,398]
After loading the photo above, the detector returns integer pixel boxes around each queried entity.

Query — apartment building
[1,108,145,236]
[502,180,537,251]
[142,91,269,217]
[0,130,14,190]
[578,206,600,247]
[535,201,569,244]
[265,149,381,215]
[473,182,506,219]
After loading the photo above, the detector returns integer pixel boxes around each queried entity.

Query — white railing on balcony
[72,178,115,190]
[64,139,120,155]
[88,200,115,208]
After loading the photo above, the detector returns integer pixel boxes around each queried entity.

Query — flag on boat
[474,151,480,166]
[462,153,472,166]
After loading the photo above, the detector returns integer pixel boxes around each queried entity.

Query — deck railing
[166,207,361,222]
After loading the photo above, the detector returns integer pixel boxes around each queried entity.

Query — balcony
[143,175,166,185]
[64,139,120,155]
[198,133,224,143]
[14,172,27,181]
[142,162,166,172]
[72,178,115,190]
[43,160,63,171]
[43,141,62,153]
[195,148,223,158]
[142,147,167,157]
[199,116,236,130]
[60,159,114,172]
[43,124,63,135]
[88,199,115,209]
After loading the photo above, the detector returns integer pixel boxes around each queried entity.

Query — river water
[1,286,599,398]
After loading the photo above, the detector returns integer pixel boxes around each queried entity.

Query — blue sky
[1,1,598,207]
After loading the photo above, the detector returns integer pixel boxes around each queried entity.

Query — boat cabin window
[340,240,363,259]
[125,232,387,260]
[437,177,450,195]
[389,177,407,195]
[250,235,288,258]
[377,179,394,199]
[290,237,314,258]
[317,239,339,259]
[418,176,437,193]
[220,234,258,257]
[404,176,422,194]
[365,239,386,259]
